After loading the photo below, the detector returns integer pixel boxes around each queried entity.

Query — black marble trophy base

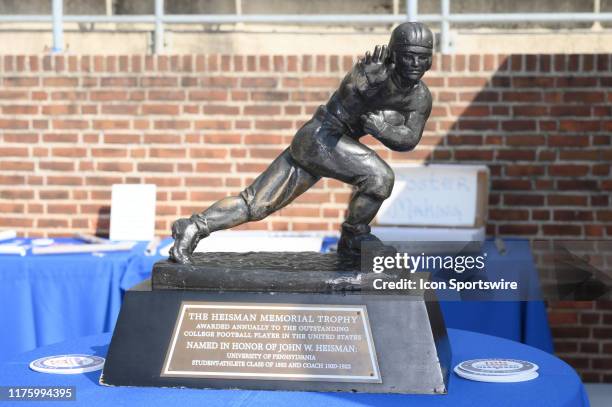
[101,253,451,394]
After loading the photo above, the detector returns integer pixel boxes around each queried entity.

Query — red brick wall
[547,300,612,382]
[0,53,610,380]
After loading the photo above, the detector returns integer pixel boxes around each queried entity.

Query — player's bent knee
[361,168,394,200]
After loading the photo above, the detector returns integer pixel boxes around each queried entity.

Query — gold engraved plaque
[161,302,381,383]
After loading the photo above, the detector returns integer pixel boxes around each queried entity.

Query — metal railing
[0,0,611,54]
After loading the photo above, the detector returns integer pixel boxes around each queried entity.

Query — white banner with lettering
[377,164,485,227]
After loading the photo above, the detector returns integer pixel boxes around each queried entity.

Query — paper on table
[0,244,27,256]
[0,230,17,242]
[145,236,162,256]
[31,241,137,255]
[110,184,156,241]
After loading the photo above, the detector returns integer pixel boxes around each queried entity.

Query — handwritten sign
[377,165,488,227]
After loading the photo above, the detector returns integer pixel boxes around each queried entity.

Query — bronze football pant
[192,107,394,235]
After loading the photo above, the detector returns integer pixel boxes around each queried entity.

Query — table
[0,237,553,364]
[0,238,152,362]
[0,329,588,407]
[438,239,554,353]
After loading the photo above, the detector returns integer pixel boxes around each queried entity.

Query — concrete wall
[0,0,106,15]
[2,30,612,55]
[1,0,610,55]
[0,0,602,15]
[0,0,609,28]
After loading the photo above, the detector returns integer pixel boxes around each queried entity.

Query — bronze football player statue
[170,22,433,264]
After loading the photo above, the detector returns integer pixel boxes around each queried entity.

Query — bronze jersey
[325,62,430,138]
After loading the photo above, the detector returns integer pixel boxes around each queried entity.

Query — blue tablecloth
[0,329,588,407]
[0,237,553,364]
[0,238,152,362]
[439,239,554,353]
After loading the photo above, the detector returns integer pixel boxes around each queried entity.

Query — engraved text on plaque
[162,302,381,382]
